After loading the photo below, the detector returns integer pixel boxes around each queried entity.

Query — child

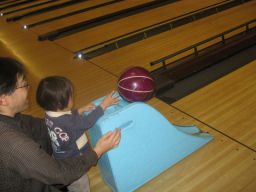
[36,76,120,192]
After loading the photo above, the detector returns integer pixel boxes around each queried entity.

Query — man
[0,57,121,192]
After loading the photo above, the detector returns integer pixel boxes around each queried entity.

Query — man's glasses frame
[16,81,29,89]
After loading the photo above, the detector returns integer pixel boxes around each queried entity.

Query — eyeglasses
[16,81,29,89]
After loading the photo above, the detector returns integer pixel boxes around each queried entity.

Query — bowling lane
[2,0,72,21]
[173,60,256,151]
[0,0,46,13]
[0,20,119,117]
[29,0,153,34]
[0,39,19,58]
[0,1,18,7]
[88,98,256,192]
[18,0,112,26]
[54,0,225,52]
[0,0,36,10]
[90,1,256,75]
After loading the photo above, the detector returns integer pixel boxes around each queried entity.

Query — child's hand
[100,91,120,111]
[78,103,96,115]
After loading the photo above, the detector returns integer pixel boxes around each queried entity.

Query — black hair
[0,57,25,96]
[36,76,74,111]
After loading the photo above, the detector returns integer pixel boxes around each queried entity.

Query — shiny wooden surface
[18,0,113,26]
[28,0,153,34]
[2,0,71,17]
[0,0,39,11]
[173,60,256,151]
[0,0,255,191]
[53,0,225,52]
[90,1,256,75]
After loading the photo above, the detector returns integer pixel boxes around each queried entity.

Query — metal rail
[150,19,256,68]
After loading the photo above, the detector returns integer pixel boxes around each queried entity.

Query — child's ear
[0,95,9,106]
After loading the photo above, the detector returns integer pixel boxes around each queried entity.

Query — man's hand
[94,128,121,158]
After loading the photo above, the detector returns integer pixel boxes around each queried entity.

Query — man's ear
[0,95,9,106]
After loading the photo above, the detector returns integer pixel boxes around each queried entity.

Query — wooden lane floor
[89,1,256,75]
[0,0,37,10]
[0,0,39,12]
[88,98,256,192]
[17,0,117,26]
[0,20,119,117]
[173,60,256,151]
[0,0,18,7]
[49,0,225,52]
[25,0,154,34]
[1,0,71,17]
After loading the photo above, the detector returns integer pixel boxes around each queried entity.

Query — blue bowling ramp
[87,96,214,192]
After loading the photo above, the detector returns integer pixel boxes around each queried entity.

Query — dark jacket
[0,113,98,192]
[45,107,103,159]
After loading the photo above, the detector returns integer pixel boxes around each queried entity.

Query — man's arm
[1,126,120,186]
[2,129,98,185]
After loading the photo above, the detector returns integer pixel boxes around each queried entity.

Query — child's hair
[36,76,74,111]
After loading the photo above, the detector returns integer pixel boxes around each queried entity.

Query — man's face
[8,75,29,114]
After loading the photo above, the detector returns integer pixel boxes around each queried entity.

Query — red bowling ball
[118,66,154,102]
